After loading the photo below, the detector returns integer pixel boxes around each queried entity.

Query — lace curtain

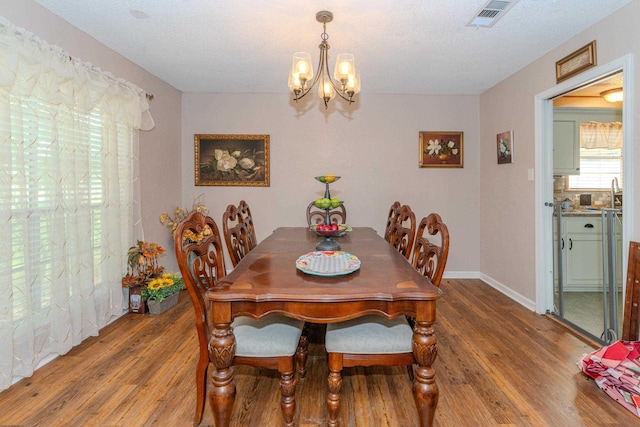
[0,17,153,391]
[580,121,623,149]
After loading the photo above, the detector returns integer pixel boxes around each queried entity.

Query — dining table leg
[413,310,438,426]
[209,322,237,427]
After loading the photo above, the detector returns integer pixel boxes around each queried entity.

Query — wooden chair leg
[278,361,296,427]
[327,353,343,427]
[194,357,208,426]
[296,323,310,379]
[407,363,415,382]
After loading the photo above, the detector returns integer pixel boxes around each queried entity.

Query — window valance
[579,121,622,149]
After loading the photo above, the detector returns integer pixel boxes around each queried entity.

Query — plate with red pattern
[295,251,360,277]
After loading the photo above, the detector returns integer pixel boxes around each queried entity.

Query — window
[0,17,152,392]
[8,96,107,320]
[567,147,623,190]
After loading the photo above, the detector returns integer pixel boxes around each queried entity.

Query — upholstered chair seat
[233,315,305,357]
[325,315,412,354]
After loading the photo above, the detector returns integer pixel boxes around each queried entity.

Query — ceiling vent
[466,0,518,28]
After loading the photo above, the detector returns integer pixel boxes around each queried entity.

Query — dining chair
[324,213,450,426]
[306,201,347,226]
[383,201,401,243]
[389,204,416,259]
[174,211,308,427]
[412,213,450,287]
[222,200,258,267]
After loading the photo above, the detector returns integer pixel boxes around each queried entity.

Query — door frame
[534,54,634,314]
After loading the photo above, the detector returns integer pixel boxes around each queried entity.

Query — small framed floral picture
[497,130,513,164]
[195,134,270,186]
[419,131,463,168]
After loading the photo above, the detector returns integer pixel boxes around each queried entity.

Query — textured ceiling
[32,0,632,95]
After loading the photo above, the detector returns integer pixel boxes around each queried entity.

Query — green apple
[330,197,341,208]
[319,198,331,209]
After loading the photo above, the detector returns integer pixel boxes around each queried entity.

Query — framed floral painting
[497,130,513,164]
[194,134,270,186]
[419,131,463,168]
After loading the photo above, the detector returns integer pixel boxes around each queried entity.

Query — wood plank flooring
[0,279,637,426]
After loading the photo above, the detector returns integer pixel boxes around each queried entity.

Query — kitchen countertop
[555,209,622,217]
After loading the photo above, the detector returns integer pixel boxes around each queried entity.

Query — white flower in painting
[426,139,442,156]
[447,140,455,149]
[238,158,255,170]
[214,149,237,171]
[452,148,459,155]
[499,140,510,157]
[231,150,241,158]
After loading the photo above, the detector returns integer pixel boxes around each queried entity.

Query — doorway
[552,72,624,343]
[534,55,634,344]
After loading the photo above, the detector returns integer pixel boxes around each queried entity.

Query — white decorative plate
[295,251,361,277]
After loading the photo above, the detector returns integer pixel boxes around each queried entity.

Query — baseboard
[478,273,537,312]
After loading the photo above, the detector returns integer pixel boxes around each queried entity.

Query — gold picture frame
[195,134,270,186]
[556,41,597,83]
[419,131,464,168]
[497,130,513,164]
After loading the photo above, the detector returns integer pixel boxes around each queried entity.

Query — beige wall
[479,1,640,303]
[2,0,183,271]
[181,93,481,275]
[6,0,639,307]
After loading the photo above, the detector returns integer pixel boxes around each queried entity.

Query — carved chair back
[390,204,416,259]
[412,213,450,287]
[306,201,347,226]
[384,201,401,243]
[223,200,257,267]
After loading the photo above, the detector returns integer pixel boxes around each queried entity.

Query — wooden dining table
[205,227,442,426]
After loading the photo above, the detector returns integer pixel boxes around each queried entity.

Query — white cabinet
[553,108,622,176]
[553,117,580,175]
[564,217,603,289]
[556,216,622,291]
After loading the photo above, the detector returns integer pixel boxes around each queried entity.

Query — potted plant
[142,273,184,314]
[122,240,167,314]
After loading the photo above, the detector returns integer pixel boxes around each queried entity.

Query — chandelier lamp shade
[288,11,361,109]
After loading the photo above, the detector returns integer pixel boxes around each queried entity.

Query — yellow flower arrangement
[141,273,184,302]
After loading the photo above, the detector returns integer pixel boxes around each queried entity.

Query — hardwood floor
[0,279,636,426]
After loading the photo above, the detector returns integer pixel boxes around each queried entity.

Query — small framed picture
[419,131,464,168]
[497,130,513,164]
[195,134,270,186]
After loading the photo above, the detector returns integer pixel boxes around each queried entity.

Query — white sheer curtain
[0,17,153,391]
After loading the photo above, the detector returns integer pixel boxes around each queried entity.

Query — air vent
[466,0,518,28]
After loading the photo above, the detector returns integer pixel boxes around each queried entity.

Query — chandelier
[288,11,361,109]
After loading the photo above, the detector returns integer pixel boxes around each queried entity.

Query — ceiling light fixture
[288,11,361,109]
[601,88,623,103]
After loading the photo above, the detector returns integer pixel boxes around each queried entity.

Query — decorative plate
[295,251,361,277]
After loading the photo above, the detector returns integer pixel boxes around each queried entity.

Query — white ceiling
[32,0,631,95]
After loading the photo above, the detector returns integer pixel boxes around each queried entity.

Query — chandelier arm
[320,47,354,104]
[292,42,327,101]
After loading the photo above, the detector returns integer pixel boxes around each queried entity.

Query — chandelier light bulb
[296,60,310,76]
